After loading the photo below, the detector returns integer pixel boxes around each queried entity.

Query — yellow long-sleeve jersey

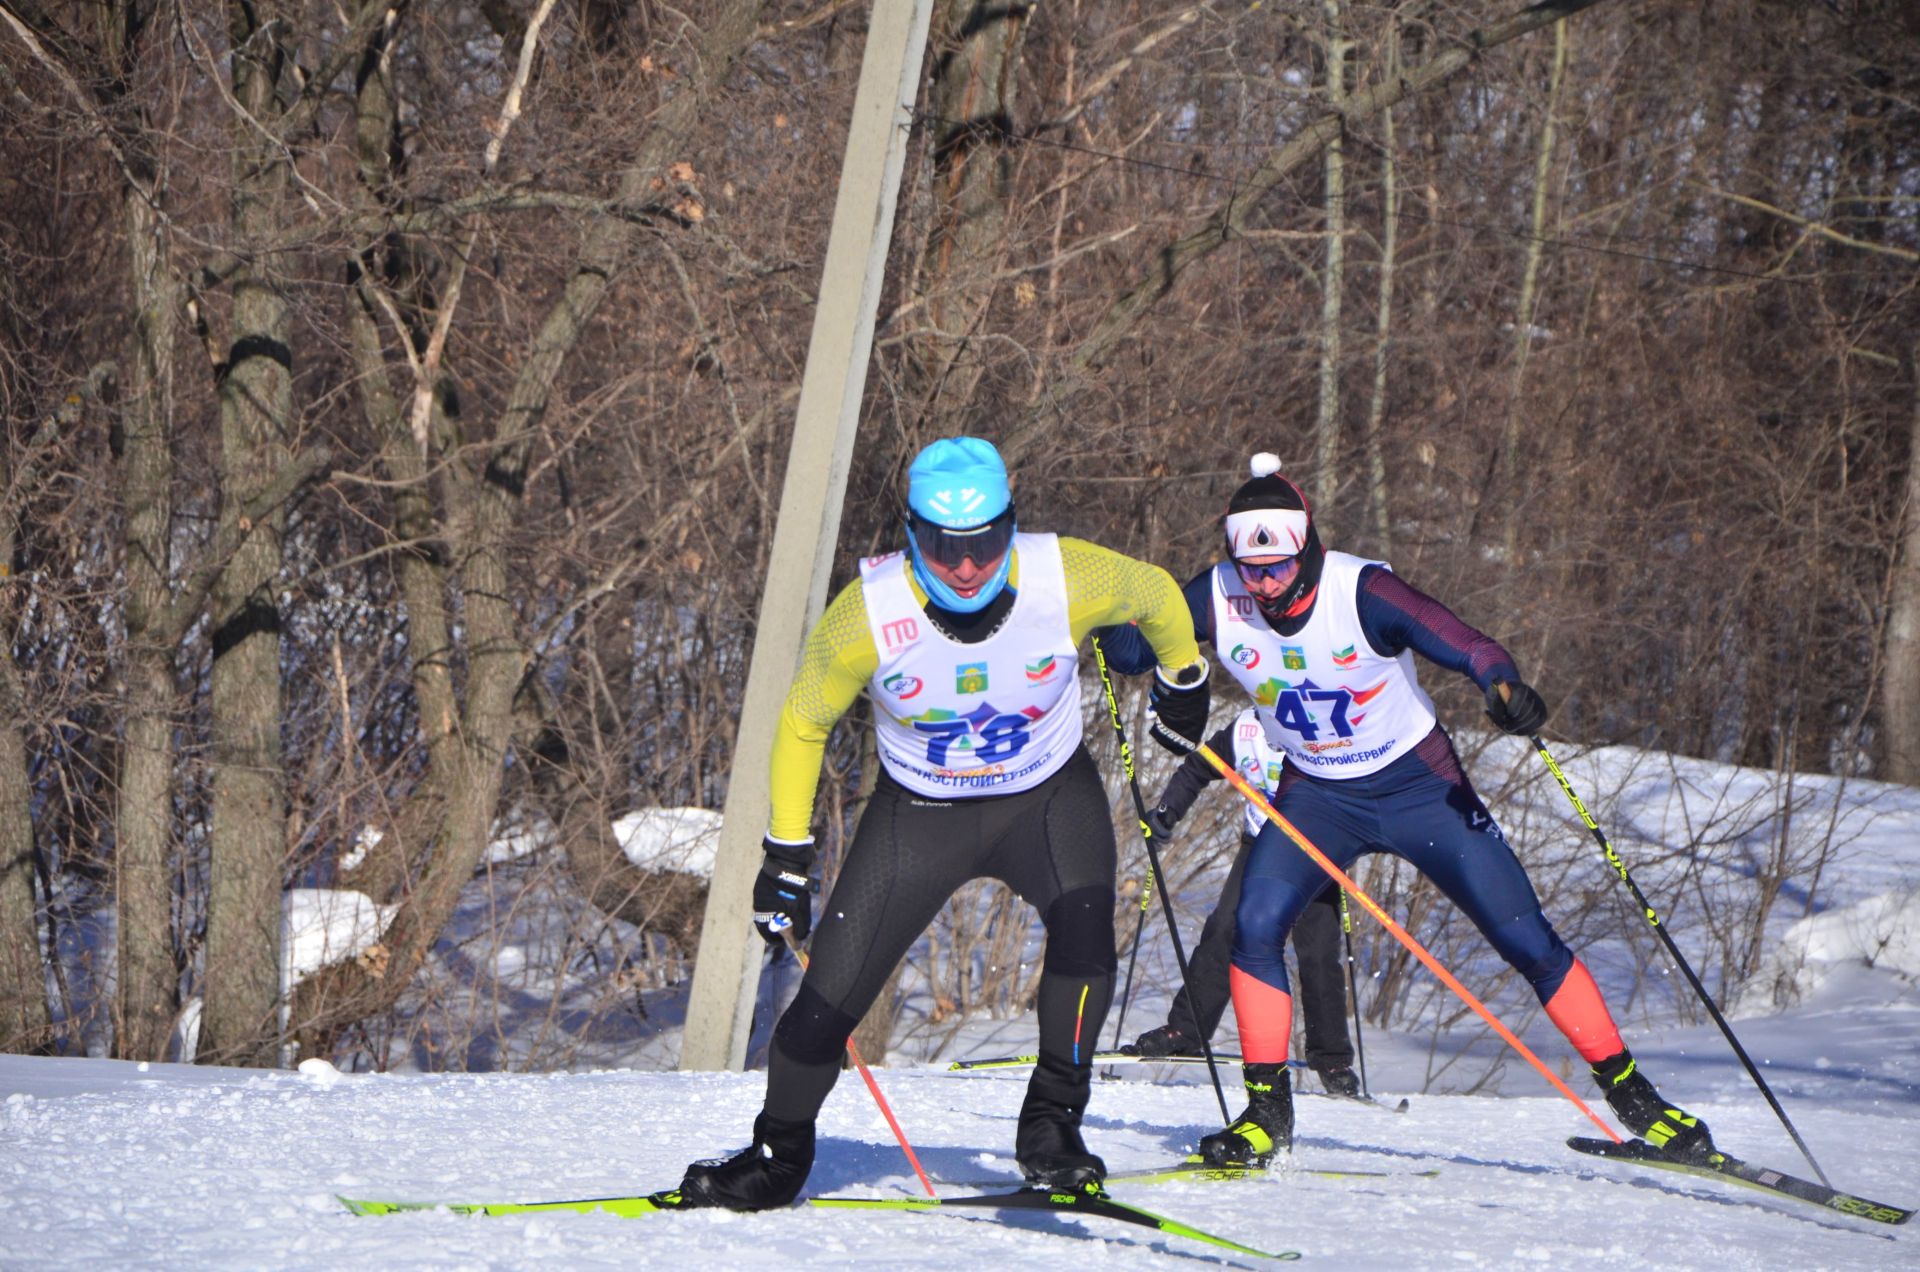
[767,536,1201,841]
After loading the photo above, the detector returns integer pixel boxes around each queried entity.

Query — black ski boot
[1592,1051,1716,1164]
[1198,1064,1293,1166]
[1016,1054,1106,1190]
[1315,1063,1361,1099]
[1123,1023,1202,1058]
[673,1112,815,1211]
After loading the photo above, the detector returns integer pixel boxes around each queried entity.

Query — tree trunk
[1882,343,1920,784]
[200,2,294,1067]
[0,427,52,1053]
[113,150,184,1063]
[914,0,1031,424]
[1312,0,1350,511]
[1361,20,1400,555]
[1496,18,1568,568]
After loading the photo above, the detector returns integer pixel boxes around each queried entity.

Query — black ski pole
[1528,728,1832,1185]
[1107,863,1155,1060]
[1338,890,1371,1099]
[1091,636,1233,1126]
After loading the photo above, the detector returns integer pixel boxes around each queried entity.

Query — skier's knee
[1042,884,1118,976]
[772,982,860,1066]
[1234,875,1308,951]
[1500,927,1573,999]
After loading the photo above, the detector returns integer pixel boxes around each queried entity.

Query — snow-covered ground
[4,740,1917,1268]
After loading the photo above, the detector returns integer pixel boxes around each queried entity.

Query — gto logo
[1226,596,1255,620]
[881,617,919,649]
[863,551,902,569]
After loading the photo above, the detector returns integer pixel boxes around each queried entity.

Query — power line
[914,110,1809,287]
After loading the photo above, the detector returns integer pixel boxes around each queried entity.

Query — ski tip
[340,1196,415,1217]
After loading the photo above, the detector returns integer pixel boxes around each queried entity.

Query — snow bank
[1735,888,1920,1015]
[281,887,400,992]
[612,806,723,878]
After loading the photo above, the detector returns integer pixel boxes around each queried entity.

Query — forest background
[1,0,1917,1078]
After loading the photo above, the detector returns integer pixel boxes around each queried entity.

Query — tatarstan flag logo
[1331,645,1358,668]
[1026,655,1058,682]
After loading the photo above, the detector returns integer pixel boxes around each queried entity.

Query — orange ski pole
[782,933,937,1195]
[1194,744,1621,1143]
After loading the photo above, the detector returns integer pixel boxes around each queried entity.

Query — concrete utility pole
[679,0,935,1072]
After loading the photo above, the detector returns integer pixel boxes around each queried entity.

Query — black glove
[752,836,815,945]
[1143,804,1179,842]
[1147,659,1210,755]
[1485,678,1549,736]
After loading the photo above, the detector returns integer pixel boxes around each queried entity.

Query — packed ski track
[2,980,1914,1270]
[4,740,1918,1268]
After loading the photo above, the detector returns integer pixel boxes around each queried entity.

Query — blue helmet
[904,437,1016,613]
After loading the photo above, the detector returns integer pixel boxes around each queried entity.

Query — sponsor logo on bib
[1331,644,1358,668]
[1025,655,1058,683]
[956,663,989,693]
[1281,646,1307,671]
[881,617,920,649]
[882,673,924,700]
[1229,643,1260,669]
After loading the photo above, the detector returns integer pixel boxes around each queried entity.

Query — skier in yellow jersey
[675,437,1210,1210]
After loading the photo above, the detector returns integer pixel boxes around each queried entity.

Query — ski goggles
[908,505,1016,569]
[1235,556,1300,587]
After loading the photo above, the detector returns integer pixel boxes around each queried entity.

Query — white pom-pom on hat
[1249,452,1283,479]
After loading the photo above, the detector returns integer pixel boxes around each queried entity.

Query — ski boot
[1123,1023,1202,1058]
[1016,1054,1106,1190]
[1592,1051,1716,1164]
[1315,1063,1361,1099]
[673,1112,815,1210]
[1197,1064,1293,1167]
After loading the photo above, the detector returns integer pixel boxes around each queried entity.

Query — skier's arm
[1355,565,1519,692]
[1151,721,1237,823]
[767,579,879,842]
[1086,567,1213,674]
[1062,539,1204,675]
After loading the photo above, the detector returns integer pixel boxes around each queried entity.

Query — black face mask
[906,504,1016,569]
[1248,523,1324,627]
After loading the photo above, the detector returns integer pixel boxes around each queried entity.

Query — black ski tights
[765,748,1117,1123]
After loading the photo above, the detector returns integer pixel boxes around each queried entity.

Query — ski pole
[781,933,936,1196]
[1526,730,1832,1184]
[1193,742,1622,1142]
[1091,637,1233,1126]
[1106,863,1154,1061]
[1338,890,1371,1099]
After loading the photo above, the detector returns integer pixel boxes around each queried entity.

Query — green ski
[344,1182,1298,1258]
[810,1182,1298,1259]
[340,1193,666,1218]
